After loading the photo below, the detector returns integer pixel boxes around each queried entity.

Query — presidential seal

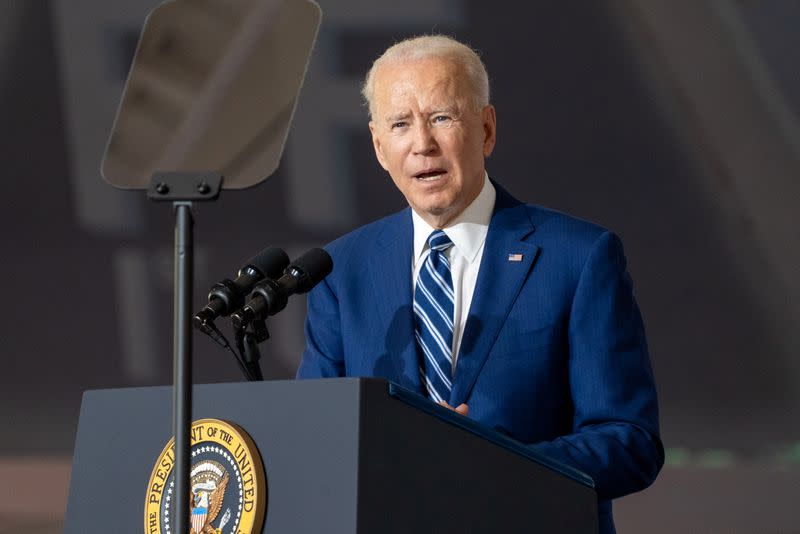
[145,419,266,534]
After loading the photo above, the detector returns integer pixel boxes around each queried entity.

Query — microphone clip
[234,318,270,382]
[235,316,270,344]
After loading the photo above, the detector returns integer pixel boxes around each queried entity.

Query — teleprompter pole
[173,201,193,534]
[148,172,222,533]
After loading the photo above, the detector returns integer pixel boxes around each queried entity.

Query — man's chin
[413,196,450,215]
[411,202,461,227]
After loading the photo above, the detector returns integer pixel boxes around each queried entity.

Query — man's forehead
[372,57,468,114]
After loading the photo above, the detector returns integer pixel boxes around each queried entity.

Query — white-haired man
[298,35,663,534]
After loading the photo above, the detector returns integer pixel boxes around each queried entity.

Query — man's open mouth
[413,169,447,181]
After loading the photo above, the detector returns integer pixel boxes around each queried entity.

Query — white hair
[361,35,490,118]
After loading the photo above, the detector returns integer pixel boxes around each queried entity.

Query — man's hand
[438,401,469,416]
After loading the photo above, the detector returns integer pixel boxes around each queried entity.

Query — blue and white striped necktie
[414,230,455,403]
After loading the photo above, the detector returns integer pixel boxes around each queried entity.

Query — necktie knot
[427,230,453,252]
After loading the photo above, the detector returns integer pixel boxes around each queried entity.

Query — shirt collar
[412,173,496,264]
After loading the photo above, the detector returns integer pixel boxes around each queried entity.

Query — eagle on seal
[190,472,230,534]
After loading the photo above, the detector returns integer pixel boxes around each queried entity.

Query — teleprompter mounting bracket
[147,172,223,201]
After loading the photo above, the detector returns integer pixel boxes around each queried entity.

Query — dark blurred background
[1,0,799,532]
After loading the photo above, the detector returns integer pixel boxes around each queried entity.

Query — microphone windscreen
[244,246,290,279]
[287,248,333,293]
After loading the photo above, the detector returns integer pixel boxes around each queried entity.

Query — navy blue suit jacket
[298,184,663,532]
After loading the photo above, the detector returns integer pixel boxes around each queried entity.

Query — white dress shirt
[411,174,496,371]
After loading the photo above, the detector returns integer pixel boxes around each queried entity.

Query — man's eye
[391,121,408,130]
[432,115,453,125]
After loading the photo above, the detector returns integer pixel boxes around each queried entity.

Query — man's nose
[411,124,438,155]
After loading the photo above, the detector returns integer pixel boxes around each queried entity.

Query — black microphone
[193,246,290,330]
[231,248,333,329]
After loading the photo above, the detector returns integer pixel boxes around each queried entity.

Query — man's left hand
[438,401,469,416]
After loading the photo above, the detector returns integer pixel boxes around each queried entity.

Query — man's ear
[369,121,390,171]
[481,105,497,157]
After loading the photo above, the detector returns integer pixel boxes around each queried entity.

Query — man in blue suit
[298,35,663,533]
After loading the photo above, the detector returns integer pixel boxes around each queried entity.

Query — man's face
[368,57,496,228]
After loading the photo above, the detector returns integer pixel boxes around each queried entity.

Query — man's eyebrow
[428,106,459,115]
[385,112,411,123]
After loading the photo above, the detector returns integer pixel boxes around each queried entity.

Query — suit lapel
[367,209,423,391]
[449,188,539,406]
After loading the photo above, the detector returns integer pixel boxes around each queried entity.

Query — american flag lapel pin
[507,253,523,262]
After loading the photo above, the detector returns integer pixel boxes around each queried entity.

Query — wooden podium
[64,378,598,533]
